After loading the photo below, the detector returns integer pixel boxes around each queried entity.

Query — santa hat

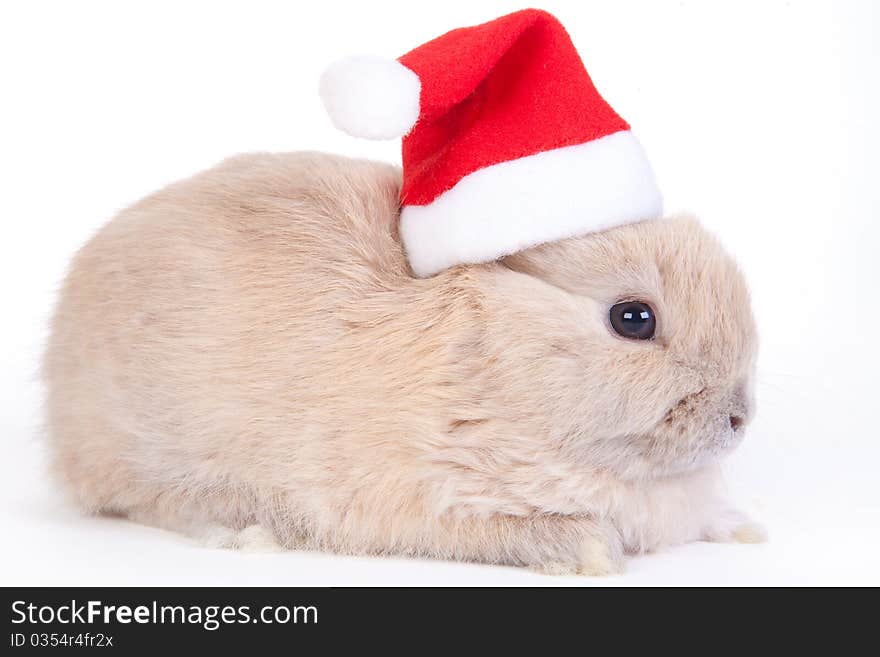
[320,8,662,277]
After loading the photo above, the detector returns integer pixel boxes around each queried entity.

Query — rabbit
[43,151,764,575]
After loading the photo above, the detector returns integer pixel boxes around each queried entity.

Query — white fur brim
[400,130,663,277]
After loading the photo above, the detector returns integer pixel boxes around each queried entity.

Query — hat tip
[319,55,421,140]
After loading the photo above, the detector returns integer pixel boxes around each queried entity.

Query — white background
[1,0,878,586]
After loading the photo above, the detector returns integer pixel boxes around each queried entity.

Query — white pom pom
[319,55,421,140]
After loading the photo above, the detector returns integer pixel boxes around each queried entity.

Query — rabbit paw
[703,510,768,544]
[198,524,284,552]
[234,524,286,552]
[536,534,625,576]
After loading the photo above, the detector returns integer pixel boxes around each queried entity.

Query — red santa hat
[320,8,662,277]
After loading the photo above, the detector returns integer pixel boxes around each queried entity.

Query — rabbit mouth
[642,420,745,478]
[568,405,748,480]
[585,421,745,481]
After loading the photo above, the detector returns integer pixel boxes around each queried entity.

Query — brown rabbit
[44,151,764,575]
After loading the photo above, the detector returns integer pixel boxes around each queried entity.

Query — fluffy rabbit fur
[44,152,763,574]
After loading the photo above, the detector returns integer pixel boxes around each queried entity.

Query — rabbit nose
[727,382,752,430]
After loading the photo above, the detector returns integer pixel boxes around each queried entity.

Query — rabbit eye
[609,301,656,340]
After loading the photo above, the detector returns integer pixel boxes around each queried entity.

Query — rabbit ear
[319,56,421,140]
